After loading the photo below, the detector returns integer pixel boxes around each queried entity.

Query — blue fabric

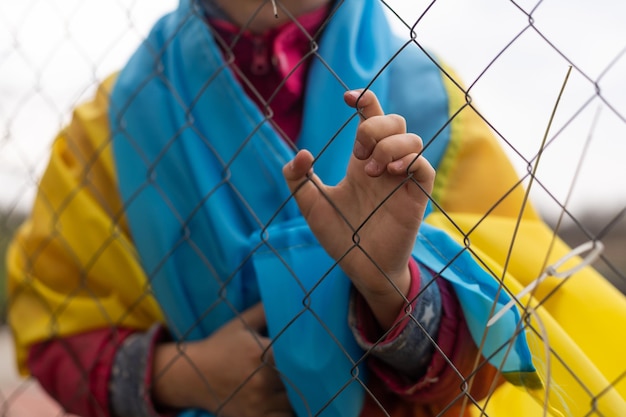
[415,223,535,373]
[109,0,535,416]
[252,219,365,417]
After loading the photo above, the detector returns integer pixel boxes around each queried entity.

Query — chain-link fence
[2,0,626,416]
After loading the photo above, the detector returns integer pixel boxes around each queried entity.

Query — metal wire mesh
[1,0,626,416]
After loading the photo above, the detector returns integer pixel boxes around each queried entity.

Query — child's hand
[283,89,435,330]
[152,304,292,417]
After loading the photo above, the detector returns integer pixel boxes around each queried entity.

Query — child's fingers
[354,114,408,160]
[363,132,423,177]
[343,89,384,120]
[388,154,435,194]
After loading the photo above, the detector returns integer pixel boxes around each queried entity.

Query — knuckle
[408,132,423,148]
[358,115,400,138]
[356,119,378,143]
[425,160,436,175]
[388,113,407,130]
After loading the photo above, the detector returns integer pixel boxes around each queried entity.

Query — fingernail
[353,141,367,159]
[365,159,380,175]
[389,159,404,172]
[346,90,360,100]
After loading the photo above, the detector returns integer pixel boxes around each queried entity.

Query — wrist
[354,265,411,331]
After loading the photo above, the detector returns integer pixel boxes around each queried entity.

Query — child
[12,1,623,416]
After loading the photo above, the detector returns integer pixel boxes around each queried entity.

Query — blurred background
[1,0,625,414]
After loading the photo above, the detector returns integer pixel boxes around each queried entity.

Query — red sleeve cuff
[387,280,501,405]
[351,263,489,403]
[353,257,422,344]
[109,325,178,417]
[27,328,135,417]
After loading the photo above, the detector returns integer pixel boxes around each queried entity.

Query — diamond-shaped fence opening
[1,1,626,416]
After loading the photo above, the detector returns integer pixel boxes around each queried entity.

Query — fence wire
[1,0,626,416]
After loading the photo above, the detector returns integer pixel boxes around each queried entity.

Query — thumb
[282,149,322,217]
[237,304,275,363]
[283,149,314,189]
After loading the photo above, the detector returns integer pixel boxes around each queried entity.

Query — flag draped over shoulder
[109,1,537,415]
[7,0,626,416]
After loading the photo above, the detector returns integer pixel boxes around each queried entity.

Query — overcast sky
[1,0,625,220]
[387,0,626,220]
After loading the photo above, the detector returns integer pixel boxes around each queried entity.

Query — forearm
[26,326,180,417]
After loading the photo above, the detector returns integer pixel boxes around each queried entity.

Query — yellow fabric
[429,213,626,416]
[432,69,626,415]
[7,76,164,374]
